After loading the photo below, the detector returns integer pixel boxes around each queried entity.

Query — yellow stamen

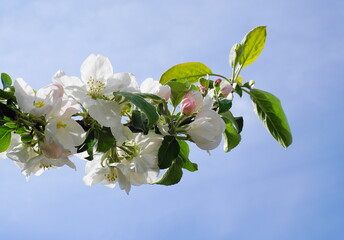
[34,101,45,108]
[56,120,67,128]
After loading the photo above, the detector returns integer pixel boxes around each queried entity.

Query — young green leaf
[155,157,183,186]
[250,89,292,148]
[237,26,267,69]
[160,62,212,85]
[200,78,214,88]
[158,136,180,169]
[113,92,159,128]
[177,140,198,172]
[222,118,241,152]
[1,73,12,89]
[0,126,12,152]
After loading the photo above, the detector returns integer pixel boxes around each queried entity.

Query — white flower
[6,136,75,180]
[53,54,139,129]
[83,155,131,193]
[21,154,76,180]
[140,78,171,100]
[14,78,64,117]
[45,116,86,153]
[187,109,226,151]
[121,132,163,186]
[82,132,162,194]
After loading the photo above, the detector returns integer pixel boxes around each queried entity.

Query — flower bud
[220,83,233,97]
[199,86,207,94]
[181,90,203,115]
[214,78,222,86]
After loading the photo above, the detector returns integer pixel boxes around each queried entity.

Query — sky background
[0,0,343,239]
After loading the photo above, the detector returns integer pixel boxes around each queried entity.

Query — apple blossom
[45,116,86,153]
[14,78,64,117]
[6,136,76,180]
[187,109,226,151]
[53,55,138,130]
[83,156,130,193]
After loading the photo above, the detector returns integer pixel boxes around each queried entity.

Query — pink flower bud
[220,84,233,97]
[181,90,203,115]
[199,86,207,94]
[214,79,222,86]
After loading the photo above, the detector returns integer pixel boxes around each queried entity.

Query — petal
[140,78,158,94]
[104,72,139,94]
[80,54,113,83]
[87,99,122,128]
[13,78,35,113]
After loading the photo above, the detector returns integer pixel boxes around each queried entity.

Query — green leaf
[250,89,292,148]
[167,81,191,107]
[200,78,214,88]
[160,62,212,85]
[20,133,33,143]
[234,84,243,97]
[222,118,241,152]
[177,140,198,172]
[237,26,267,69]
[131,109,148,134]
[4,122,16,129]
[158,136,180,169]
[155,157,183,186]
[135,93,164,101]
[0,126,12,152]
[1,73,12,89]
[0,89,16,101]
[96,127,115,153]
[235,117,244,133]
[218,98,232,113]
[114,92,159,128]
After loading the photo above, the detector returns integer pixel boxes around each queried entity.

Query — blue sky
[0,0,343,239]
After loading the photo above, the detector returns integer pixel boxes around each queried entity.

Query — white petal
[140,78,158,94]
[13,78,35,113]
[87,99,122,128]
[105,72,139,93]
[80,54,113,83]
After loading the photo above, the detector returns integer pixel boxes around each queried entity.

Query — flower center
[40,164,52,169]
[56,120,67,128]
[104,168,118,182]
[34,101,45,108]
[87,76,105,99]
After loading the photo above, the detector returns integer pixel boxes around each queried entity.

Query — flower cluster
[0,26,292,194]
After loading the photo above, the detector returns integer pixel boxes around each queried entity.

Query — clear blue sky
[0,0,343,239]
